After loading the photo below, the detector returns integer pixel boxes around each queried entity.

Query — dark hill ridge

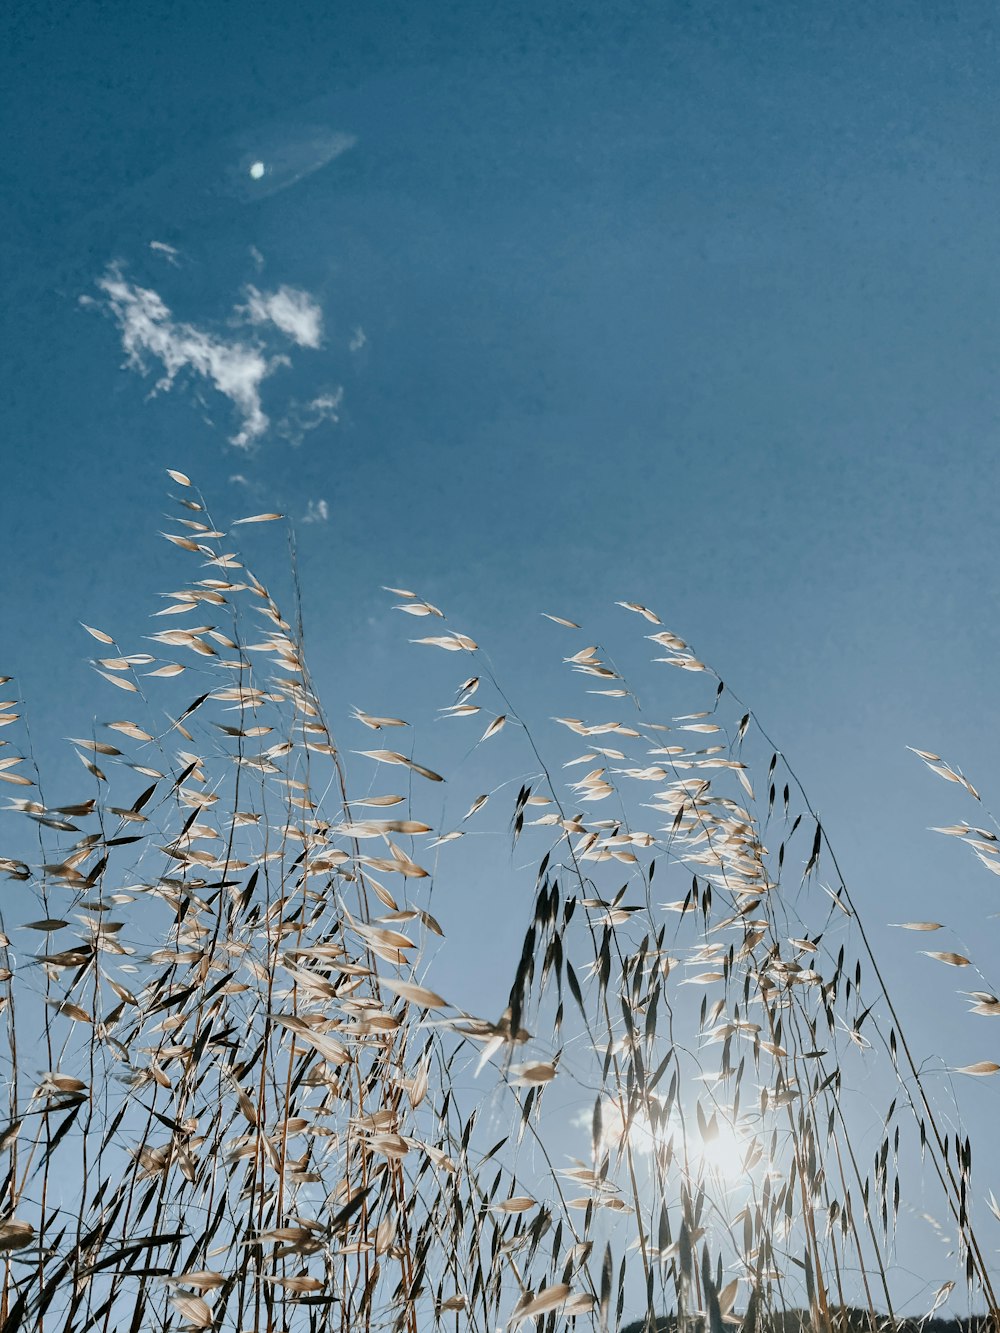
[622,1315,994,1333]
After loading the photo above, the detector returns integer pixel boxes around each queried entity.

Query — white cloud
[570,1097,658,1156]
[91,267,349,450]
[303,498,329,523]
[241,284,323,348]
[91,266,337,450]
[277,387,343,445]
[149,240,180,266]
[92,266,311,448]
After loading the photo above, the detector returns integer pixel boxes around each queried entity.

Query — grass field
[0,473,996,1332]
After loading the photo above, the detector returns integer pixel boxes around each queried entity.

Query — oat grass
[0,474,995,1332]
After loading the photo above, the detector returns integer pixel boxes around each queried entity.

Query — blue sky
[3,0,1000,1311]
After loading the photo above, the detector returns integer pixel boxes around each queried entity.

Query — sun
[249,160,266,180]
[693,1112,753,1183]
[588,1097,760,1187]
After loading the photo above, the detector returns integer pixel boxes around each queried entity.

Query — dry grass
[0,472,996,1332]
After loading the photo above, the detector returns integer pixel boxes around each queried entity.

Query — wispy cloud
[149,240,181,266]
[303,498,329,523]
[240,284,323,349]
[278,388,343,445]
[89,266,331,449]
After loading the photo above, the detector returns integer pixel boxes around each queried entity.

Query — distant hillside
[621,1314,994,1333]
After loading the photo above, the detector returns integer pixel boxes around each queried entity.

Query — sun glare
[694,1114,752,1182]
[592,1097,760,1187]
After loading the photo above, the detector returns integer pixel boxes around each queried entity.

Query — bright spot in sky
[249,161,266,180]
[696,1116,752,1182]
[588,1097,759,1187]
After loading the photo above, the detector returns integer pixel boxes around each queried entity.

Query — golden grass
[0,473,996,1332]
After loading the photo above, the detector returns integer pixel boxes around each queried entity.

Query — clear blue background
[3,0,1000,1310]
